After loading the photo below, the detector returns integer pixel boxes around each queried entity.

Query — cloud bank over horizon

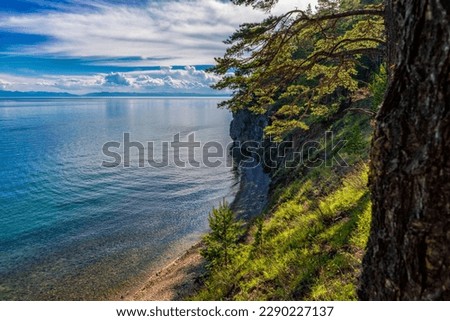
[0,66,230,95]
[0,0,316,94]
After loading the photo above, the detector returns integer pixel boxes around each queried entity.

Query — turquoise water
[0,98,236,300]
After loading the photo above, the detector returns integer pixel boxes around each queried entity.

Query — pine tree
[211,0,385,140]
[201,201,244,269]
[360,0,450,300]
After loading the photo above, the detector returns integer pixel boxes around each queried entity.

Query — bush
[201,201,244,269]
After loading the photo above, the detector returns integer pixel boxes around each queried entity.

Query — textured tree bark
[359,0,450,300]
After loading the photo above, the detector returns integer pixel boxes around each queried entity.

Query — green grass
[193,112,373,301]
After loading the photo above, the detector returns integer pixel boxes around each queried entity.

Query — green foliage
[336,112,372,162]
[368,63,387,111]
[252,216,265,253]
[193,113,373,301]
[201,201,244,269]
[195,167,371,300]
[211,0,385,140]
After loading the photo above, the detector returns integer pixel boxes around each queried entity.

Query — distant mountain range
[0,90,229,98]
[0,90,77,98]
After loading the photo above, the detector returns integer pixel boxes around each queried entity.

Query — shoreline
[119,163,270,301]
[118,242,206,301]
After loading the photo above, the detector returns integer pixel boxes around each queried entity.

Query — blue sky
[0,0,314,94]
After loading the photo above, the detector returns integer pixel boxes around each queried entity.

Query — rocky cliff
[229,109,270,220]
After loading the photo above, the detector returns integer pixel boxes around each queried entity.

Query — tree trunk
[359,0,450,300]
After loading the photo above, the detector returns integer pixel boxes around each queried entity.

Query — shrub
[201,201,244,269]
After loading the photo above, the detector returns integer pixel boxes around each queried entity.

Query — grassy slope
[193,108,373,301]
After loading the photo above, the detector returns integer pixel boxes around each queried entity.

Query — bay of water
[0,98,237,300]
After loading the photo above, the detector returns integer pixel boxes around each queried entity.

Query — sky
[0,0,316,95]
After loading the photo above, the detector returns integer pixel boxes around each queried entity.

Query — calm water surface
[0,98,236,300]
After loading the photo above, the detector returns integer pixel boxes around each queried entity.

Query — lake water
[0,98,237,300]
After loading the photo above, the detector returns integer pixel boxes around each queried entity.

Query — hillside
[193,98,374,300]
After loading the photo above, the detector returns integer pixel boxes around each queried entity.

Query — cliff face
[230,109,268,145]
[229,109,270,220]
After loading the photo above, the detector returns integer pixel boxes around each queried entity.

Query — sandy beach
[119,243,206,301]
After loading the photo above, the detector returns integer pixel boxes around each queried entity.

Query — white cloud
[104,73,131,86]
[0,66,230,94]
[0,79,11,90]
[0,0,317,66]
